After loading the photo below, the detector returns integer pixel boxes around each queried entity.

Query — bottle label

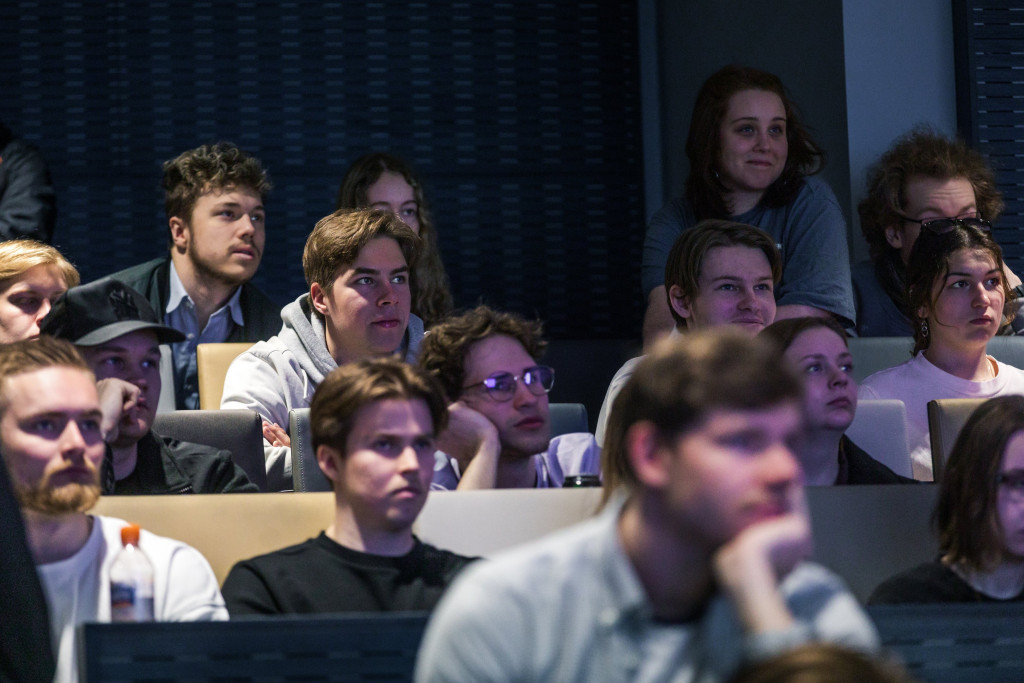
[110,582,155,622]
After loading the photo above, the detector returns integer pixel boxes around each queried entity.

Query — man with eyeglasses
[418,305,601,489]
[854,127,1023,336]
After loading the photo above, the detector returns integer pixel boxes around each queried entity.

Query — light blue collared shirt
[164,263,244,409]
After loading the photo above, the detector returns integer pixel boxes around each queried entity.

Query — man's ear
[317,444,343,484]
[668,284,693,323]
[169,216,189,251]
[884,222,904,250]
[624,421,671,490]
[309,282,330,317]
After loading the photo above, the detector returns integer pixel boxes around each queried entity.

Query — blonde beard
[16,481,101,515]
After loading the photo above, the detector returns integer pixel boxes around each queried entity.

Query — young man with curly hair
[853,127,1022,336]
[418,305,600,490]
[106,142,281,409]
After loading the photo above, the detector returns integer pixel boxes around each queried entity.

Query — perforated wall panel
[954,1,1024,273]
[2,1,644,338]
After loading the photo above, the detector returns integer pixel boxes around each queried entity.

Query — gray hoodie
[221,293,424,491]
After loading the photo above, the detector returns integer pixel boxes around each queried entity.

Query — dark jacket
[0,121,56,243]
[108,257,282,342]
[106,257,282,409]
[0,450,55,682]
[111,430,258,495]
[840,435,917,485]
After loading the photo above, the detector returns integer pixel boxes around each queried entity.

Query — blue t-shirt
[641,177,855,324]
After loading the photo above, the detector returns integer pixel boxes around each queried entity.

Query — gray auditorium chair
[927,398,986,482]
[846,337,914,382]
[807,484,937,603]
[550,402,588,436]
[987,335,1024,369]
[152,410,267,491]
[290,403,590,493]
[844,399,911,478]
[289,408,324,493]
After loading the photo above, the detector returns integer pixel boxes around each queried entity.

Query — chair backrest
[987,335,1024,369]
[844,399,911,478]
[290,408,329,493]
[80,613,429,682]
[545,338,641,431]
[196,342,254,410]
[927,398,986,482]
[91,484,936,601]
[95,493,334,583]
[152,410,268,491]
[807,483,938,603]
[846,336,914,382]
[549,402,588,437]
[868,603,1024,681]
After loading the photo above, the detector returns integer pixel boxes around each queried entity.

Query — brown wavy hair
[905,223,1013,355]
[162,141,271,226]
[858,127,1003,320]
[685,65,824,220]
[302,209,420,320]
[417,305,546,402]
[937,395,1024,572]
[337,153,453,327]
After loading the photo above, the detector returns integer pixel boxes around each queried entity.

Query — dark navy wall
[2,2,645,339]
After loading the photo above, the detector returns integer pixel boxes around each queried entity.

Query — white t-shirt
[36,515,227,682]
[859,353,1024,480]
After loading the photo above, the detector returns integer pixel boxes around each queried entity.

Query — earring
[920,320,929,337]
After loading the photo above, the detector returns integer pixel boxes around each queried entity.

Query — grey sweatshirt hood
[277,294,425,383]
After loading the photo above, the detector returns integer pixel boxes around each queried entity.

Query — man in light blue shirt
[415,330,877,682]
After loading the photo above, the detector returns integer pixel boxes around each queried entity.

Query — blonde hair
[0,240,79,288]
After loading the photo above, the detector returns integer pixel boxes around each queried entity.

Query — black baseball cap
[39,278,186,346]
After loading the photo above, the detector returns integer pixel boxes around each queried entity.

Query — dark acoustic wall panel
[2,1,644,339]
[953,1,1024,273]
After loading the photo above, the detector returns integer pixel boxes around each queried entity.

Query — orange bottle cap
[120,523,141,547]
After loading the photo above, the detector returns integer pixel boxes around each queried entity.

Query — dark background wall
[653,1,852,237]
[1,1,645,339]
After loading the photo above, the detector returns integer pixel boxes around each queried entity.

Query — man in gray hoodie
[221,208,425,490]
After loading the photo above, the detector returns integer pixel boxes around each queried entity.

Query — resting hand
[263,421,291,448]
[95,378,142,443]
[712,491,812,634]
[437,401,500,470]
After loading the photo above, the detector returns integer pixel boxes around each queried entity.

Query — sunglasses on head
[898,215,992,235]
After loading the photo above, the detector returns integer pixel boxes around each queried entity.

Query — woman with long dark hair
[641,65,853,346]
[870,395,1024,603]
[337,153,453,327]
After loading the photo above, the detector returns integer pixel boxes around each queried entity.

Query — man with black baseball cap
[40,278,256,494]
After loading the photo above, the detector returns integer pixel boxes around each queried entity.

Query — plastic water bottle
[109,523,155,622]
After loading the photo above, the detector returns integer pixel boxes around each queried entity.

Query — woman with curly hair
[337,153,453,327]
